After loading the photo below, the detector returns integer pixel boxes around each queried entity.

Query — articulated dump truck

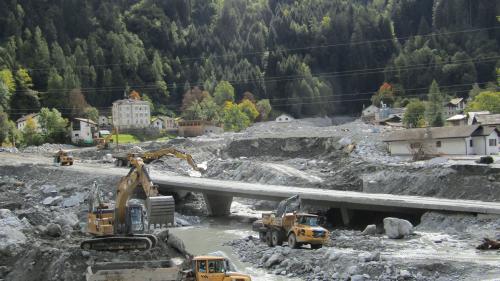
[85,256,252,281]
[253,195,329,249]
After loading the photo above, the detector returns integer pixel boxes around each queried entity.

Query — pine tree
[426,80,445,127]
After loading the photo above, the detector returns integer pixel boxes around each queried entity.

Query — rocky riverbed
[226,213,500,281]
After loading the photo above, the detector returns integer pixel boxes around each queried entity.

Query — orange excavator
[81,157,174,251]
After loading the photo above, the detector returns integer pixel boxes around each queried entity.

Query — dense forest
[0,0,499,121]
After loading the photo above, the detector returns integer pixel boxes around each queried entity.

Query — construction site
[1,118,500,281]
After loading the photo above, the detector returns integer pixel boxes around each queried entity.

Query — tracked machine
[81,157,175,251]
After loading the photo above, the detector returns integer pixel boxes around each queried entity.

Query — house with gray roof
[383,125,499,156]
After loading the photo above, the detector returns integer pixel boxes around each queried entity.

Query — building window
[469,139,473,147]
[410,143,421,149]
[489,139,497,147]
[436,141,441,148]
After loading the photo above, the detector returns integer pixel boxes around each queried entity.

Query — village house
[112,98,150,130]
[276,114,294,123]
[151,117,163,129]
[472,113,500,128]
[151,116,178,133]
[16,113,41,132]
[71,118,98,144]
[361,105,379,122]
[467,111,490,125]
[443,97,466,118]
[178,120,222,137]
[98,115,111,128]
[446,114,467,126]
[384,125,499,156]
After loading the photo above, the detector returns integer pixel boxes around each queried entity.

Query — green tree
[468,83,482,99]
[238,99,259,122]
[214,81,235,106]
[38,107,68,143]
[6,120,21,146]
[0,82,11,111]
[15,68,33,90]
[221,102,250,132]
[0,111,10,143]
[403,100,426,128]
[256,99,272,121]
[466,91,500,114]
[142,94,155,113]
[0,69,16,93]
[425,80,445,127]
[45,68,65,108]
[84,107,99,122]
[22,117,44,146]
[371,83,395,107]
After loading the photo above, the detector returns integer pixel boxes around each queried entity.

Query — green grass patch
[112,134,139,144]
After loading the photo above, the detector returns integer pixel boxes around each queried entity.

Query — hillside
[0,0,499,119]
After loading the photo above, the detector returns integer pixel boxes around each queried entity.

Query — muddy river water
[170,219,299,281]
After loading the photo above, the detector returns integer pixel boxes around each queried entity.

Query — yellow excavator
[81,157,175,251]
[95,129,116,150]
[114,148,204,172]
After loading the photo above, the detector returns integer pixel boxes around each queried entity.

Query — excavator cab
[124,203,145,234]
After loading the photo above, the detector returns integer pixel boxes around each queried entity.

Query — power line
[6,87,480,115]
[10,55,499,95]
[21,26,500,72]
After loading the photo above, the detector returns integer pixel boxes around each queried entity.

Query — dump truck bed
[86,260,181,281]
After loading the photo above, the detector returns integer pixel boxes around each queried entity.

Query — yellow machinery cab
[192,256,251,281]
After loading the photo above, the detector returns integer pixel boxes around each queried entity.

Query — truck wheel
[272,230,283,246]
[266,231,274,247]
[117,159,123,167]
[259,232,266,242]
[288,233,298,249]
[311,244,322,250]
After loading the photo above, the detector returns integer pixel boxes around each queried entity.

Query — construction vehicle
[54,149,74,166]
[252,195,329,249]
[96,129,115,149]
[85,256,252,281]
[114,148,204,172]
[80,157,175,251]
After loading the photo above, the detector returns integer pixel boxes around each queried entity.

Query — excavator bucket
[146,196,175,229]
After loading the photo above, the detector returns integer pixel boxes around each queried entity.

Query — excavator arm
[115,157,174,230]
[141,148,204,172]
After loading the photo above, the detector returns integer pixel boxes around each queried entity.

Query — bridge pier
[340,207,353,226]
[203,193,233,216]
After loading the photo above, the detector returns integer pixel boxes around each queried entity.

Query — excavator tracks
[80,236,154,251]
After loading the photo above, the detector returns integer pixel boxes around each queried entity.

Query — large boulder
[264,253,284,268]
[383,217,414,239]
[0,209,29,256]
[167,233,187,255]
[45,223,62,237]
[42,196,63,206]
[361,224,377,236]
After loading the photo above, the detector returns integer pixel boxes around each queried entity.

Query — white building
[151,117,163,129]
[151,116,178,133]
[98,116,111,127]
[112,99,151,130]
[71,118,98,144]
[384,125,499,156]
[16,113,41,132]
[276,114,294,123]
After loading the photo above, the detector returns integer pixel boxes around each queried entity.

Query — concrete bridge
[145,171,500,223]
[4,154,500,224]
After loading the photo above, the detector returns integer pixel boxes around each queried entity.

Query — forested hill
[0,0,499,119]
